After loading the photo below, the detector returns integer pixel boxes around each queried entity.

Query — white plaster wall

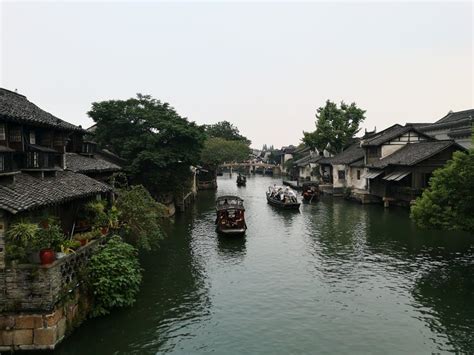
[381,144,405,158]
[332,164,347,188]
[348,167,367,190]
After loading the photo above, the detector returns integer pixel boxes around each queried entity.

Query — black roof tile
[367,141,462,169]
[66,153,121,174]
[0,171,111,214]
[330,141,365,164]
[0,88,82,131]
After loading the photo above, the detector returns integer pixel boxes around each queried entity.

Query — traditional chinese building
[0,88,114,351]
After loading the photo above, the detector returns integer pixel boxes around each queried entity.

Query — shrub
[115,185,167,251]
[87,236,142,317]
[5,221,40,262]
[36,223,65,251]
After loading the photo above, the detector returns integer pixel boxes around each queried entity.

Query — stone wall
[0,287,92,351]
[2,239,101,313]
[0,239,102,351]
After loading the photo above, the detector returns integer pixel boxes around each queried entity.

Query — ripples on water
[54,175,474,354]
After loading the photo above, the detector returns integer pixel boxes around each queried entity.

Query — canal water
[55,175,474,354]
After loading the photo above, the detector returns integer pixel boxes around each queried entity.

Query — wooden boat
[302,182,320,203]
[215,196,247,236]
[236,174,247,186]
[266,186,300,210]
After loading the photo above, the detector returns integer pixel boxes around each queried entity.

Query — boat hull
[266,193,300,210]
[216,226,247,236]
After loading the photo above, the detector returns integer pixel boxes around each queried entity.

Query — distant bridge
[219,162,281,174]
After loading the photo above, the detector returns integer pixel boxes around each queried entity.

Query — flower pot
[39,249,56,265]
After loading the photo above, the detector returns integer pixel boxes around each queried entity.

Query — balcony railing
[24,152,56,169]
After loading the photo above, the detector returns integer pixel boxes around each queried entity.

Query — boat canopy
[216,195,245,210]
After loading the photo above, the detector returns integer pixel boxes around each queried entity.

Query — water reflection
[413,259,474,353]
[216,235,247,263]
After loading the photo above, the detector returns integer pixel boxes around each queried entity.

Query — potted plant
[58,240,81,258]
[5,221,40,264]
[36,223,65,265]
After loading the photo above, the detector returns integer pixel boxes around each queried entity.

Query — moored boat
[266,186,300,210]
[215,196,247,235]
[302,182,320,203]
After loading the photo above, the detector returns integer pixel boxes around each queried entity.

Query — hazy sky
[1,1,473,148]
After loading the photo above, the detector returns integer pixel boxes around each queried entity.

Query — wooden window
[53,134,63,146]
[29,131,36,145]
[338,170,345,180]
[9,127,21,142]
[0,125,5,140]
[357,170,361,180]
[27,152,39,168]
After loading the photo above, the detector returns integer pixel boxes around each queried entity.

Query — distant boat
[236,174,247,187]
[266,186,300,210]
[215,196,247,236]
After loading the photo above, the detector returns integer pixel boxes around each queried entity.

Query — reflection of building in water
[412,259,474,353]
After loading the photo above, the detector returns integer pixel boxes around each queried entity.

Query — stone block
[12,329,33,345]
[16,315,43,329]
[34,326,57,346]
[0,330,13,346]
[0,315,15,330]
[45,308,63,327]
[57,317,67,340]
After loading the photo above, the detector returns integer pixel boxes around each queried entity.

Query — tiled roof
[361,124,414,147]
[0,88,82,131]
[330,141,365,165]
[0,171,112,214]
[318,156,333,164]
[349,158,365,168]
[367,141,462,169]
[295,154,321,167]
[66,153,121,174]
[419,109,474,132]
[436,109,474,124]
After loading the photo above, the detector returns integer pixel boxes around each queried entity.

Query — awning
[362,170,384,179]
[27,144,58,153]
[383,170,411,181]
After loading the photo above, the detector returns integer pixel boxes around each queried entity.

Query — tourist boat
[236,174,247,186]
[266,186,301,210]
[215,196,247,235]
[302,182,320,203]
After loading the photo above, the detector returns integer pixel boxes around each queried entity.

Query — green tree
[204,121,250,145]
[410,150,474,233]
[116,185,168,251]
[201,137,250,167]
[303,100,366,154]
[88,94,205,196]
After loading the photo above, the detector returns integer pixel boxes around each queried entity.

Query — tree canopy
[303,100,366,154]
[200,137,250,167]
[410,149,474,234]
[88,94,205,196]
[204,121,250,145]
